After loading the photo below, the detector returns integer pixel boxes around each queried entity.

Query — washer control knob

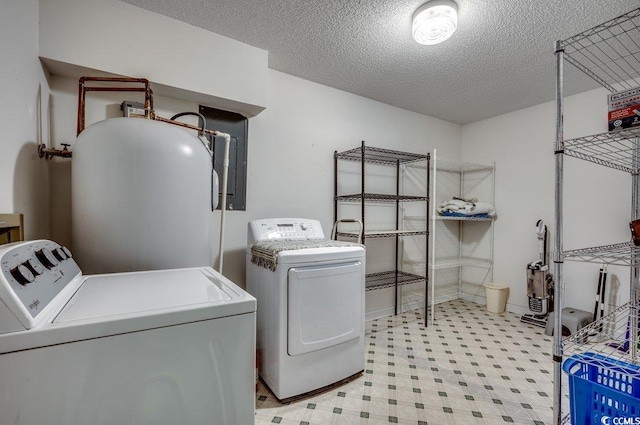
[24,258,44,276]
[36,248,59,269]
[11,264,35,285]
[53,248,68,261]
[62,247,72,258]
[300,223,308,231]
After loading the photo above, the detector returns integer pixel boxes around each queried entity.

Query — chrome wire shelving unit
[553,8,640,425]
[334,141,430,320]
[428,149,495,324]
[563,301,640,367]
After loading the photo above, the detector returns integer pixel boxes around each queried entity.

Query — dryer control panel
[0,240,81,333]
[248,218,324,243]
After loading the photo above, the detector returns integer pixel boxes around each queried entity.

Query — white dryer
[246,218,365,401]
[0,240,256,425]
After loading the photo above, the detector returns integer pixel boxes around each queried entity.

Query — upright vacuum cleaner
[520,220,554,327]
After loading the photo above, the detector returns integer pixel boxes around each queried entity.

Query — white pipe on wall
[216,132,231,274]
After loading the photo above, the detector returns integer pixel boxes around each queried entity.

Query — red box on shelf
[608,87,640,131]
[609,104,640,131]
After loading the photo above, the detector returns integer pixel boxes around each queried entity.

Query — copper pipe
[77,79,85,136]
[81,76,149,83]
[56,76,226,163]
[147,87,153,116]
[76,76,220,139]
[84,87,148,92]
[38,143,72,160]
[153,115,221,137]
[77,77,152,135]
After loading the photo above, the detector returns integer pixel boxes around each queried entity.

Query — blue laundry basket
[562,352,640,425]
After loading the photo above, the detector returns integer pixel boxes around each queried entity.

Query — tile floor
[255,299,563,425]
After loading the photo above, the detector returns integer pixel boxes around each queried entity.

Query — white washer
[0,240,256,425]
[246,218,365,401]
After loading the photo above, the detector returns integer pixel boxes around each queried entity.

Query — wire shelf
[429,256,493,270]
[335,145,429,165]
[562,127,640,174]
[435,214,495,222]
[403,216,428,221]
[431,157,494,173]
[563,241,640,267]
[404,215,494,222]
[560,8,640,92]
[459,281,486,297]
[430,283,460,305]
[335,193,428,203]
[563,301,640,379]
[336,230,427,239]
[429,282,486,305]
[365,270,425,291]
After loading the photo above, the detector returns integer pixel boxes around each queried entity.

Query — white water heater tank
[72,117,217,274]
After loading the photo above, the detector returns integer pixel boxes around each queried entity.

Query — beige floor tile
[255,299,555,425]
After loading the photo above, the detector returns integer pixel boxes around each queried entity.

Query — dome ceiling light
[412,0,458,45]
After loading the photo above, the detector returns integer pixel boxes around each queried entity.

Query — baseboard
[506,303,531,316]
[401,298,426,314]
[365,306,396,322]
[459,293,485,305]
[366,300,530,321]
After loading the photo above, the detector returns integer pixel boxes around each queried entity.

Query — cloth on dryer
[251,239,363,271]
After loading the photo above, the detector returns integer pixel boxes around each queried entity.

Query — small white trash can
[484,283,509,314]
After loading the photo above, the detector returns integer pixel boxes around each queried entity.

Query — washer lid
[55,268,234,323]
[0,267,255,355]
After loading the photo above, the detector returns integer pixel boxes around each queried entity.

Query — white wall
[0,0,51,240]
[462,87,631,315]
[39,0,268,117]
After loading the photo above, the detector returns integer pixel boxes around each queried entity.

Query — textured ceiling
[120,0,638,125]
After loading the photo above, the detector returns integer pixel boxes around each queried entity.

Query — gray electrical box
[200,105,248,211]
[121,101,146,117]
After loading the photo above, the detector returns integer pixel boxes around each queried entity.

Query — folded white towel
[469,202,496,216]
[437,199,496,217]
[442,199,468,209]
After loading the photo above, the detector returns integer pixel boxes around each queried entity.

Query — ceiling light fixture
[412,0,458,45]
